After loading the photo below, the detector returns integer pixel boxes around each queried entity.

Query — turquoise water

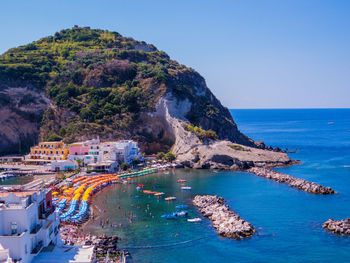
[84,109,350,262]
[0,176,33,185]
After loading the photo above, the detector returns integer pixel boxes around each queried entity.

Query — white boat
[187,218,202,222]
[181,186,192,190]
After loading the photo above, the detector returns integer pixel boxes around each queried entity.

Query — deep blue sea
[84,109,350,263]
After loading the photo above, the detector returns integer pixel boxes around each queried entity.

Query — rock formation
[193,195,256,239]
[155,95,292,169]
[247,167,336,194]
[323,218,350,235]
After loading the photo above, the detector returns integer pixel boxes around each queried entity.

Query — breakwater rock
[92,234,125,260]
[247,167,336,194]
[323,218,350,235]
[193,195,255,239]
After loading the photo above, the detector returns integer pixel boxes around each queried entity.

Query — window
[25,244,27,254]
[11,222,17,235]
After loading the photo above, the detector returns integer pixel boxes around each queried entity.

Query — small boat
[165,196,176,201]
[161,214,177,218]
[143,190,156,194]
[175,210,188,216]
[177,179,186,183]
[175,205,188,208]
[154,192,165,196]
[187,218,202,222]
[181,186,192,190]
[137,184,145,187]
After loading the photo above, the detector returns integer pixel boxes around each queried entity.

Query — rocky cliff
[0,26,291,168]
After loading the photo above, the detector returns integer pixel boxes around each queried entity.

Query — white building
[114,140,143,164]
[0,190,60,263]
[87,140,143,172]
[50,160,78,172]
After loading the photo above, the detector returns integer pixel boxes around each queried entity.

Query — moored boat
[181,186,192,190]
[161,213,177,218]
[177,179,186,183]
[187,218,202,222]
[175,210,188,216]
[176,204,188,208]
[165,196,176,201]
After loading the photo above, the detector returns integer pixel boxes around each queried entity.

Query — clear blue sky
[1,0,349,108]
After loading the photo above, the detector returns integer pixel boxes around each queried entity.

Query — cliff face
[0,81,49,155]
[0,27,288,167]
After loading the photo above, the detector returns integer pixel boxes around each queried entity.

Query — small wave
[344,165,350,168]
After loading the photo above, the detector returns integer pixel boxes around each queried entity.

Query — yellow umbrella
[52,192,58,195]
[62,186,67,190]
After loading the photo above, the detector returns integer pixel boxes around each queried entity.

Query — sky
[1,0,349,108]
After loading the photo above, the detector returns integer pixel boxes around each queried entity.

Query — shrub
[47,133,63,142]
[163,152,176,162]
[156,152,165,160]
[228,144,245,151]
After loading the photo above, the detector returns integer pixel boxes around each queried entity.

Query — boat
[143,190,156,194]
[154,192,165,196]
[187,218,202,222]
[177,179,186,183]
[161,214,177,218]
[175,210,188,216]
[181,186,192,190]
[165,196,176,201]
[137,184,145,187]
[176,205,188,208]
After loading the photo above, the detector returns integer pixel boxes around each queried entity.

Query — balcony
[31,240,43,254]
[39,209,53,220]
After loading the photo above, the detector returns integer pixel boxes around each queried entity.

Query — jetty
[323,218,350,235]
[247,167,336,194]
[193,195,255,239]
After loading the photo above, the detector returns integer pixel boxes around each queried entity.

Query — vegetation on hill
[183,124,218,141]
[0,26,253,154]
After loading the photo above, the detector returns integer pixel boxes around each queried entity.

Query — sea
[82,109,350,263]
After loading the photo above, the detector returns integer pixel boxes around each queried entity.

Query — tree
[156,152,165,160]
[120,162,128,171]
[76,159,82,167]
[163,152,176,162]
[132,157,140,166]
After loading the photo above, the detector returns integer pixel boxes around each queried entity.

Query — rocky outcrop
[154,94,292,169]
[92,234,124,259]
[0,83,49,155]
[248,167,337,194]
[193,195,255,239]
[322,218,350,235]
